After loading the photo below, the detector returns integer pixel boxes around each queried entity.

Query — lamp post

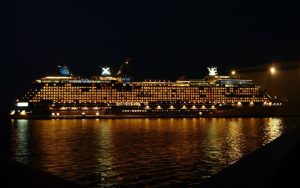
[267,66,276,92]
[270,67,276,75]
[231,69,241,78]
[231,70,236,76]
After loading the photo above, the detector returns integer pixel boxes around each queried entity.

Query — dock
[201,126,300,187]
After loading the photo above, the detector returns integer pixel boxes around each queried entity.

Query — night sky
[3,0,300,114]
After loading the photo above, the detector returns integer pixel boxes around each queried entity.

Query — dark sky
[3,0,300,114]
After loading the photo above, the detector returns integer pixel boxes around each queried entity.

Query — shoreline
[1,114,299,120]
[200,125,300,187]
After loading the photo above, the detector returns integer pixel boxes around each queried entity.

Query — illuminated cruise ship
[10,64,283,118]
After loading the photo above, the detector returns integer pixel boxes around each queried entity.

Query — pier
[201,126,300,187]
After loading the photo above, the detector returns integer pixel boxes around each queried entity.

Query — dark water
[1,117,300,187]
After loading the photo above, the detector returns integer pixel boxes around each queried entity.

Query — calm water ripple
[2,117,299,187]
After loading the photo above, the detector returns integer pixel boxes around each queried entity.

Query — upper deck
[36,66,257,88]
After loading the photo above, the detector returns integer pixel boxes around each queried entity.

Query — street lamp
[270,67,276,75]
[267,66,276,93]
[231,70,236,76]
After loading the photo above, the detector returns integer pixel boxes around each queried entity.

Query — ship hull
[10,105,284,119]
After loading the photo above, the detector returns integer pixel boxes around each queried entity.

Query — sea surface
[0,117,299,187]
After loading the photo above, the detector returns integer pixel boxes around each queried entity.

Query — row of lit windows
[35,90,261,96]
[31,95,264,101]
[29,97,268,103]
[41,87,259,92]
[32,92,262,97]
[122,110,147,113]
[42,85,260,92]
[32,91,263,97]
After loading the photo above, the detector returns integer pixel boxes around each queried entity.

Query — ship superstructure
[11,64,283,118]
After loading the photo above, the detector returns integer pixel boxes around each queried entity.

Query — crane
[116,58,131,76]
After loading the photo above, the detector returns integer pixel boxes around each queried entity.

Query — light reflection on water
[263,118,283,144]
[8,117,296,187]
[12,119,30,164]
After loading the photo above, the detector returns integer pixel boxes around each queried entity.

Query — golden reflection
[9,117,287,186]
[226,120,243,163]
[96,120,118,186]
[263,118,283,145]
[12,119,29,163]
[201,118,224,175]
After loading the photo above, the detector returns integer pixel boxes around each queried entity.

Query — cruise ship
[10,63,284,118]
